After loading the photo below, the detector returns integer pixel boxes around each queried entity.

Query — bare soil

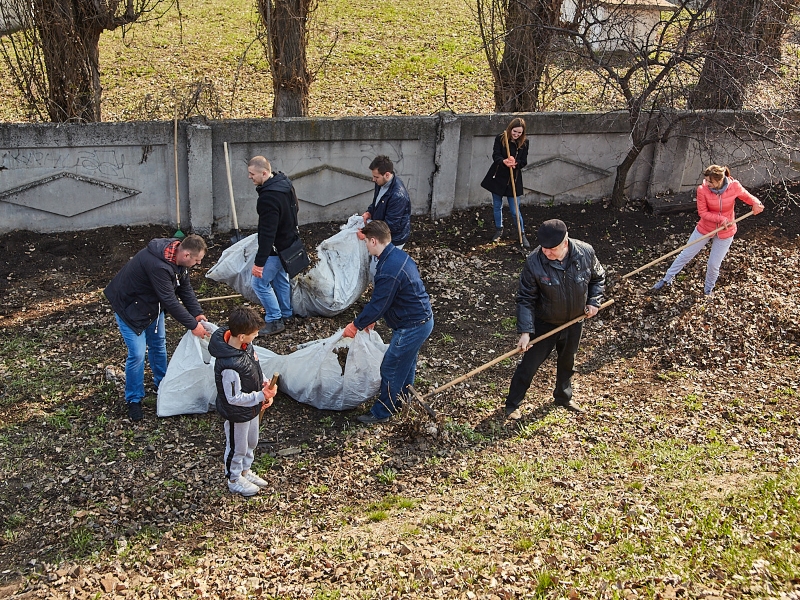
[0,198,798,598]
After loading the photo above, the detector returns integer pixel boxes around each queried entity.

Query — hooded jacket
[254,171,298,268]
[516,239,605,333]
[104,238,203,335]
[209,328,265,423]
[367,174,411,246]
[695,178,760,240]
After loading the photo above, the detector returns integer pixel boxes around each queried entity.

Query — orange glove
[362,211,371,224]
[356,229,366,241]
[365,323,375,331]
[343,322,358,338]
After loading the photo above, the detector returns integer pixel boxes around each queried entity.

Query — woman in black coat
[480,117,530,248]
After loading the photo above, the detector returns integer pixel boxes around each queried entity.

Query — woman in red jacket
[652,165,764,295]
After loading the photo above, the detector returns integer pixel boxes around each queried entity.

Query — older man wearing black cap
[504,219,605,419]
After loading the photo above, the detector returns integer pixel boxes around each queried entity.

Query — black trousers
[505,319,584,411]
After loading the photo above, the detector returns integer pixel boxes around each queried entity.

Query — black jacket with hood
[516,239,605,333]
[209,328,265,423]
[104,238,203,335]
[254,171,298,268]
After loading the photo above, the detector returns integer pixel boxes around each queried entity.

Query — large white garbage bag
[156,322,387,416]
[156,322,225,417]
[204,215,370,317]
[255,328,388,411]
[291,215,370,317]
[204,234,260,303]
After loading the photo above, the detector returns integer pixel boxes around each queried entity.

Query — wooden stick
[223,142,240,232]
[173,109,181,232]
[260,373,280,422]
[622,211,754,280]
[197,294,242,303]
[419,299,615,401]
[502,132,524,247]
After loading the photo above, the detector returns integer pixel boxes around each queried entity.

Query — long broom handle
[421,299,615,400]
[622,211,754,280]
[174,111,180,229]
[223,142,239,231]
[198,294,243,303]
[503,132,524,246]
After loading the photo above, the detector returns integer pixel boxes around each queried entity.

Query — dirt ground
[0,197,799,598]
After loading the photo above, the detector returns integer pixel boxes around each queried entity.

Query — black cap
[537,219,568,249]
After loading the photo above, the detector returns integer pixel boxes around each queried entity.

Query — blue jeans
[251,255,292,322]
[114,312,166,405]
[492,193,524,232]
[663,228,734,293]
[371,317,434,419]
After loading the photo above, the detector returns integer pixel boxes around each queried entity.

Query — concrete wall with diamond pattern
[0,112,796,234]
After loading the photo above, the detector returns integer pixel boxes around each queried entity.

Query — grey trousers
[224,416,259,481]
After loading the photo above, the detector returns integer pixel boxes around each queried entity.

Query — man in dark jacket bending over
[248,156,296,336]
[505,219,605,419]
[343,220,433,424]
[105,235,209,421]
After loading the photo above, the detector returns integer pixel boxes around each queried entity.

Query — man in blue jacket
[105,235,209,421]
[343,220,433,424]
[505,219,605,419]
[362,156,411,276]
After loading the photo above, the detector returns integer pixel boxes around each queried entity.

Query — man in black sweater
[247,156,296,336]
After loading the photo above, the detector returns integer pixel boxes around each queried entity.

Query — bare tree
[476,0,564,111]
[690,0,800,109]
[0,0,169,122]
[257,0,316,117]
[547,0,713,205]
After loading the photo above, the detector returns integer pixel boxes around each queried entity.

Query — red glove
[365,323,375,331]
[191,323,209,338]
[195,314,207,322]
[362,211,371,224]
[343,322,358,338]
[356,229,366,241]
[252,265,264,278]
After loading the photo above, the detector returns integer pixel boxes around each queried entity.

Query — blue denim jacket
[354,244,432,331]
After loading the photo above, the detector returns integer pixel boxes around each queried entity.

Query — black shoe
[258,320,285,336]
[491,228,503,242]
[521,234,531,249]
[356,414,391,424]
[556,400,584,414]
[127,402,143,422]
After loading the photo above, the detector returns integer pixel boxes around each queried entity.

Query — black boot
[491,228,503,242]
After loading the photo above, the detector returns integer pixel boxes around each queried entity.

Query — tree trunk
[610,145,642,208]
[492,0,562,112]
[690,0,798,109]
[259,0,312,117]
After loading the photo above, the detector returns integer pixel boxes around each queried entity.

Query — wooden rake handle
[622,211,754,280]
[421,299,615,401]
[502,132,524,246]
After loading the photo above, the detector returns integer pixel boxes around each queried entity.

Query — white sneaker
[228,476,259,497]
[243,470,268,488]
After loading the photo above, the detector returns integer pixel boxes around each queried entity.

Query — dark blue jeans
[505,320,583,412]
[371,317,434,419]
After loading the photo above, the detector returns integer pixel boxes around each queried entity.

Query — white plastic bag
[205,216,370,317]
[255,328,388,411]
[204,234,260,302]
[156,322,387,416]
[156,321,220,417]
[291,215,370,317]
